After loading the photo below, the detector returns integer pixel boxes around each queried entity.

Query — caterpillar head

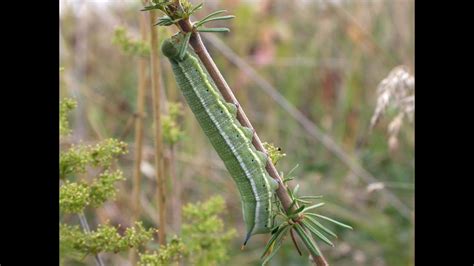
[161,33,186,60]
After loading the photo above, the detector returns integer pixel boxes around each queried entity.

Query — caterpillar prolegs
[162,34,278,245]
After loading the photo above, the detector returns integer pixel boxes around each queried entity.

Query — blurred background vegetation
[60,0,414,265]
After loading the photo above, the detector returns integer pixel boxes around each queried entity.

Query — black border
[1,1,58,264]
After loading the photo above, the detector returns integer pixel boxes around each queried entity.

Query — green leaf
[302,220,334,247]
[196,27,230,33]
[290,204,305,215]
[261,223,289,259]
[261,225,290,265]
[262,225,291,265]
[292,184,300,197]
[141,4,163,11]
[309,214,353,230]
[189,2,203,15]
[293,223,321,256]
[194,15,235,28]
[283,176,295,183]
[156,16,172,26]
[271,224,280,234]
[303,202,325,212]
[198,9,227,23]
[296,199,312,204]
[287,164,299,176]
[156,16,183,26]
[305,216,337,238]
[262,241,283,266]
[300,195,324,200]
[179,32,192,60]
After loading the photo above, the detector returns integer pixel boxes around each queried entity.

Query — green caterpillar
[162,34,278,245]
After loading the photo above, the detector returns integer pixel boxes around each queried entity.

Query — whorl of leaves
[260,170,353,265]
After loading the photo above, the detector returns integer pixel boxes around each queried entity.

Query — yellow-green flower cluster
[60,98,77,136]
[60,222,154,255]
[138,237,186,266]
[182,196,236,266]
[60,139,127,179]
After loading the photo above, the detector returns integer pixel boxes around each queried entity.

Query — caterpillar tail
[241,231,253,250]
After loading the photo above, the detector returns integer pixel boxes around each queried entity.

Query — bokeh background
[60,0,414,265]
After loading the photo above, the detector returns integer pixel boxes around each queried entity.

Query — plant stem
[129,10,149,264]
[173,16,327,266]
[78,212,105,266]
[169,145,182,232]
[149,9,167,245]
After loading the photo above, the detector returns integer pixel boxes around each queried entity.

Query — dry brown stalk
[149,9,167,245]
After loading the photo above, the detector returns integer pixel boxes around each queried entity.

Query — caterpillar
[162,34,279,245]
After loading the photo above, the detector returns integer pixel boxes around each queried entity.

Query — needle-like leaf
[303,202,325,212]
[305,216,337,238]
[294,223,321,256]
[196,27,230,33]
[197,9,227,24]
[262,225,290,265]
[141,4,165,11]
[261,223,289,259]
[292,184,300,197]
[178,32,192,60]
[194,15,235,28]
[307,213,353,230]
[302,220,334,247]
[296,199,312,204]
[300,195,323,200]
[189,2,203,15]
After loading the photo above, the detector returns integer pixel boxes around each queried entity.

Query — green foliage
[89,170,125,207]
[60,181,90,213]
[112,27,150,57]
[162,102,185,145]
[60,98,77,136]
[60,99,157,264]
[137,196,234,266]
[60,138,127,179]
[138,237,186,266]
[182,196,237,266]
[60,221,155,255]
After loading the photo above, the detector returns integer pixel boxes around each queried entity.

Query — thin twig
[149,8,167,245]
[129,9,149,264]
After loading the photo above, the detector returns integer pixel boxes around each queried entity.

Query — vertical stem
[149,9,167,245]
[129,10,148,264]
[169,145,181,232]
[78,212,105,266]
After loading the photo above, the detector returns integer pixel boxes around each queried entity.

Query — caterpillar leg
[265,174,280,191]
